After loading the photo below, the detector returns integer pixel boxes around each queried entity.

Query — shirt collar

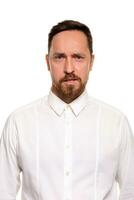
[48,89,89,117]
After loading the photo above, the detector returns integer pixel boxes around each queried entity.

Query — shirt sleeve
[116,115,134,199]
[0,114,21,200]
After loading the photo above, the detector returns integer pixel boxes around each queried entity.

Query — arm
[0,114,21,199]
[116,116,134,200]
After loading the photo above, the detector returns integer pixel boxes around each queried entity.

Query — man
[0,20,134,200]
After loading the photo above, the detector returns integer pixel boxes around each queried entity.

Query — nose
[64,57,75,74]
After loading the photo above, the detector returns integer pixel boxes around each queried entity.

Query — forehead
[50,30,89,53]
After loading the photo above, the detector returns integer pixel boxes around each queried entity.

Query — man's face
[46,30,94,103]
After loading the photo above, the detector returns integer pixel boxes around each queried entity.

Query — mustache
[61,74,81,82]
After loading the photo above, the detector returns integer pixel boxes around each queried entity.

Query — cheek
[49,65,63,82]
[76,65,89,81]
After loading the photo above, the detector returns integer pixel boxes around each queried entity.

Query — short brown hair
[48,20,93,54]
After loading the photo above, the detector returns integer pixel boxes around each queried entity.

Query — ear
[45,54,50,71]
[89,54,95,71]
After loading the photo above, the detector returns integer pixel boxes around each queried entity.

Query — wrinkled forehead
[50,30,89,54]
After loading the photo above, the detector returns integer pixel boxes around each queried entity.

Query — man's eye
[54,55,64,59]
[75,55,84,60]
[77,56,82,59]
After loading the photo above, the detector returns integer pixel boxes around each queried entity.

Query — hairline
[48,29,92,55]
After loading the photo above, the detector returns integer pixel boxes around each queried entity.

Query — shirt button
[66,171,70,176]
[66,145,70,149]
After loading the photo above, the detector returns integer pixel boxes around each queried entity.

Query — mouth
[64,78,78,82]
[63,79,78,84]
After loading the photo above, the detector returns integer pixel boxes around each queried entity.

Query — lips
[64,78,78,82]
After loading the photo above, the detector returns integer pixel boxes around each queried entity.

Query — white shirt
[0,89,134,200]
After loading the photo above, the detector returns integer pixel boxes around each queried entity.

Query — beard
[51,74,87,103]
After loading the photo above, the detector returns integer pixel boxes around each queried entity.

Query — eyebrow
[53,52,86,57]
[72,53,85,57]
[53,52,66,57]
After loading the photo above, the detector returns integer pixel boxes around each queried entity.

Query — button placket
[64,106,73,200]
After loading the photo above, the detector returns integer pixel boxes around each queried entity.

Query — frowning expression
[46,30,94,103]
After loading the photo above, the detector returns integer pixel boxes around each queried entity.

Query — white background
[0,0,134,131]
[0,0,134,198]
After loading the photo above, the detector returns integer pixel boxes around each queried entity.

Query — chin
[61,85,85,98]
[52,81,85,99]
